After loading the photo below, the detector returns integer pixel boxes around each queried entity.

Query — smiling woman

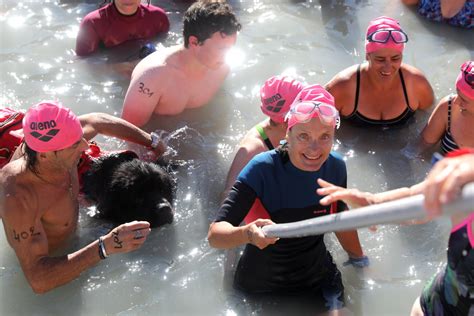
[325,16,435,128]
[208,85,367,314]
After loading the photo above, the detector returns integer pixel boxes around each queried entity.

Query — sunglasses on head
[367,29,408,44]
[461,61,474,88]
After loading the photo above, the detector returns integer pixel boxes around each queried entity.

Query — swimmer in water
[0,101,165,293]
[120,1,242,127]
[75,0,169,56]
[326,16,434,127]
[208,85,367,314]
[223,75,304,196]
[420,61,474,155]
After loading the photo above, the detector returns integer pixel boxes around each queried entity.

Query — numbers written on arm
[138,82,154,98]
[12,226,41,242]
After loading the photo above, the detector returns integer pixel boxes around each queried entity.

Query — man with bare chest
[121,1,241,127]
[0,102,151,293]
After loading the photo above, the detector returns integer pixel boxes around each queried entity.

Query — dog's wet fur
[82,152,175,227]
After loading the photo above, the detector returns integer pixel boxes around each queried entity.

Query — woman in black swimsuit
[421,60,474,154]
[325,16,434,127]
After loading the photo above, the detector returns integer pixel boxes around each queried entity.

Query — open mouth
[380,71,392,76]
[302,153,322,161]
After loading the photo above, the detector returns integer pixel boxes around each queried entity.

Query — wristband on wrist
[98,236,108,259]
[150,132,160,149]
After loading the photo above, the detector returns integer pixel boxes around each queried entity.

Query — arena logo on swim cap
[29,120,60,142]
[264,93,286,113]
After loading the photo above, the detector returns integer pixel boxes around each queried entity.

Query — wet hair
[23,141,40,175]
[183,1,241,48]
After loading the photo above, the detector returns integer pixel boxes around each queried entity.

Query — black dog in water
[82,151,175,227]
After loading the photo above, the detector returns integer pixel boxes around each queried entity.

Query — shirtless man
[0,102,156,293]
[121,1,242,127]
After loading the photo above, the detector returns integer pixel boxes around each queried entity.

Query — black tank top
[343,64,415,126]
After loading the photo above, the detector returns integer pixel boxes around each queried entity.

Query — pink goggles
[367,29,408,44]
[461,61,474,88]
[285,101,340,129]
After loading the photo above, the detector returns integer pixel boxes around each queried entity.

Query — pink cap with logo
[286,84,337,130]
[260,75,305,123]
[456,61,474,100]
[23,101,83,153]
[365,16,405,54]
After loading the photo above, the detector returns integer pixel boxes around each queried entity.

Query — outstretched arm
[79,113,152,146]
[2,191,150,293]
[79,113,166,156]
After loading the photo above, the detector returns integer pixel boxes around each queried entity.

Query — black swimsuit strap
[354,64,361,112]
[398,69,411,109]
[447,96,453,131]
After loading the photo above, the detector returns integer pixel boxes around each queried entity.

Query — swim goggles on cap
[461,61,474,88]
[366,29,408,44]
[285,101,340,128]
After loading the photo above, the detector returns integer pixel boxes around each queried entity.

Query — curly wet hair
[183,1,241,48]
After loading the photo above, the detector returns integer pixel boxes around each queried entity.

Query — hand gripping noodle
[456,61,474,100]
[365,16,407,54]
[286,84,340,130]
[23,101,83,153]
[260,76,304,123]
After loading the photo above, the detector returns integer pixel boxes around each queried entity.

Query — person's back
[120,1,241,127]
[75,0,169,56]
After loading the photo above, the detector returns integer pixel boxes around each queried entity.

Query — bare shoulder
[400,63,430,83]
[0,163,37,223]
[325,64,359,90]
[131,46,182,82]
[237,129,268,157]
[431,95,450,116]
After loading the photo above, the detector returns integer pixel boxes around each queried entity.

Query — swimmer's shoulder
[400,63,430,82]
[326,64,358,88]
[237,129,268,157]
[0,163,37,219]
[325,64,358,111]
[131,46,183,79]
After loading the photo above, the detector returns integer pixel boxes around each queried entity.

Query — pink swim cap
[23,101,83,153]
[456,61,474,100]
[286,84,338,130]
[365,16,405,54]
[260,75,304,123]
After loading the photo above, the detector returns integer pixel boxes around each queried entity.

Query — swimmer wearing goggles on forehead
[285,101,340,129]
[325,16,434,127]
[420,60,474,156]
[366,28,408,44]
[286,84,340,130]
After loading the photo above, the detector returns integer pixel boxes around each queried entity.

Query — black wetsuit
[215,149,348,309]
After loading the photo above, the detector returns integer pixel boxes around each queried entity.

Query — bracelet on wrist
[98,236,108,259]
[150,132,160,149]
